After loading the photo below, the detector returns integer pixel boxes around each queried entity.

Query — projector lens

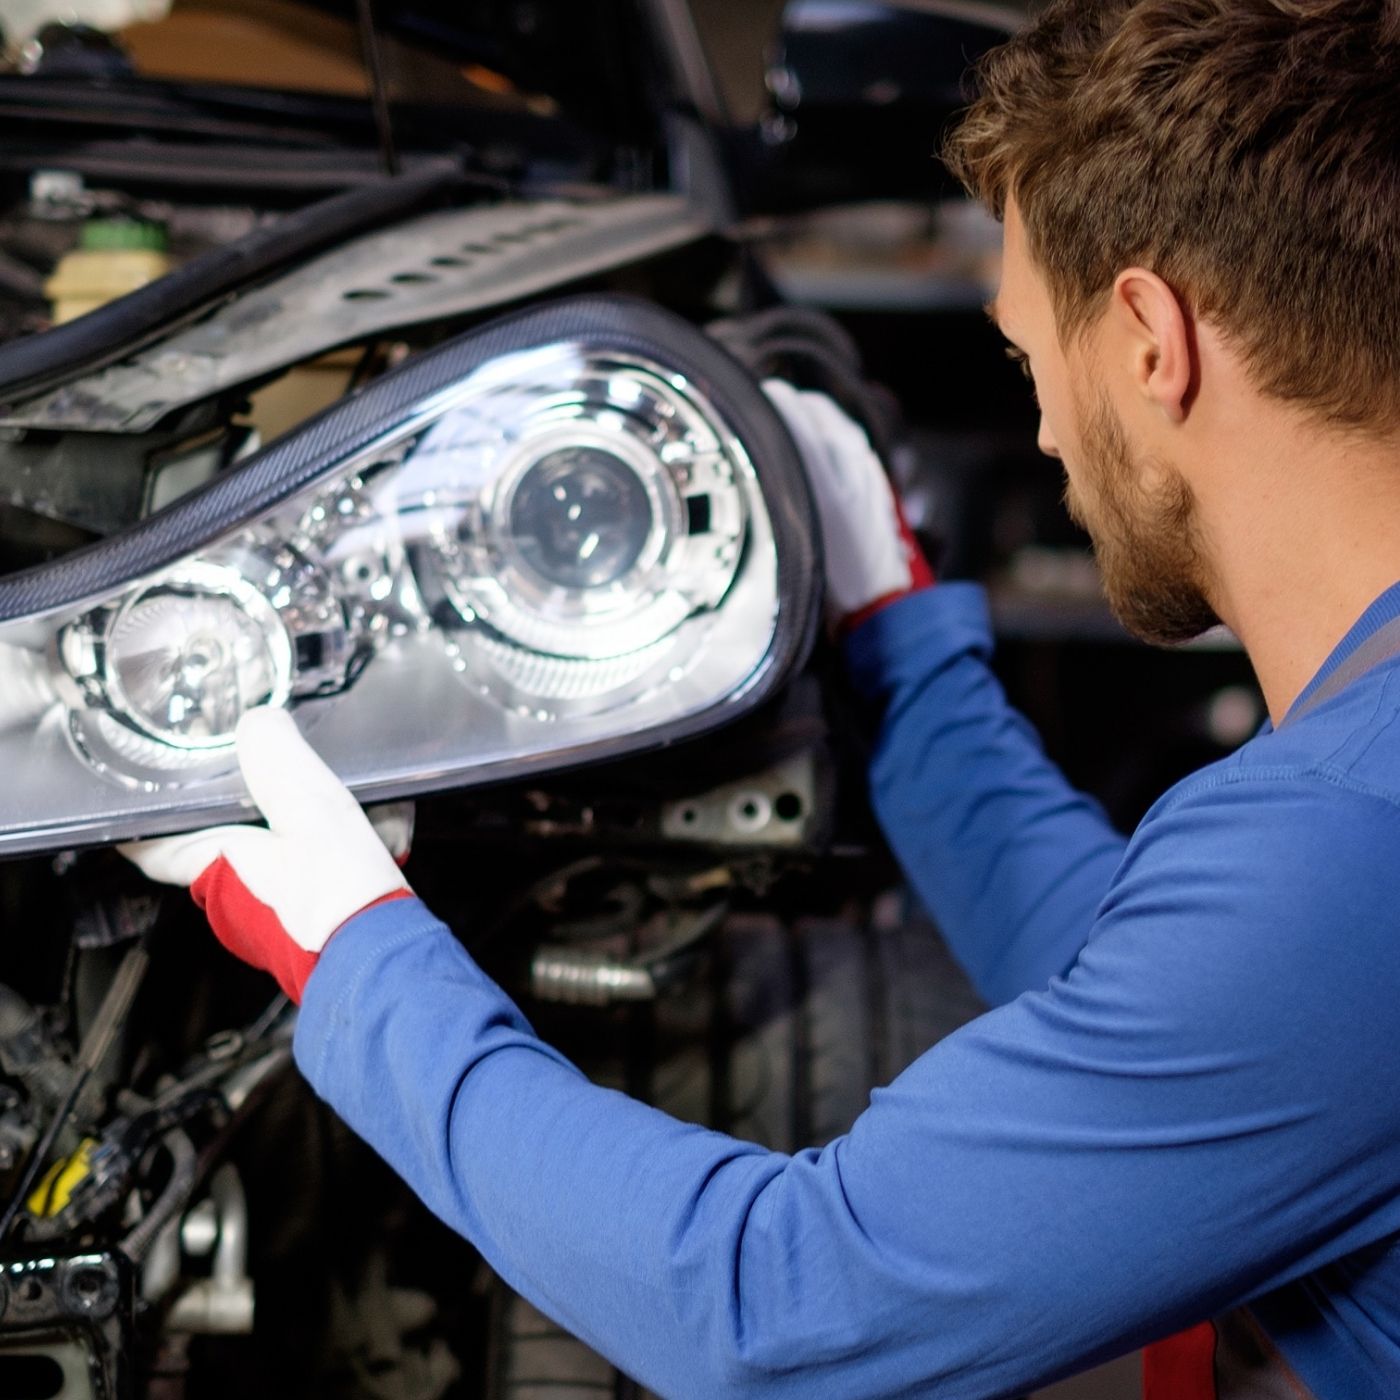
[508,446,654,589]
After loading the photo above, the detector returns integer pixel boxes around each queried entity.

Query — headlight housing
[0,296,818,855]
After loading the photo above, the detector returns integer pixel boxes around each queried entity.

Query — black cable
[710,306,863,369]
[120,1127,196,1263]
[355,0,399,178]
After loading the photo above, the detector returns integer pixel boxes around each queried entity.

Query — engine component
[0,295,817,856]
[0,196,713,434]
[0,942,148,1243]
[0,424,249,540]
[14,1010,293,1253]
[0,982,70,1116]
[530,949,658,1005]
[45,219,172,326]
[530,898,725,1006]
[0,168,461,404]
[0,1251,132,1400]
[118,1129,195,1264]
[326,1253,460,1400]
[157,1166,254,1335]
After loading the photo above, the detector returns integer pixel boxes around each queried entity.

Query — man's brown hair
[944,0,1400,431]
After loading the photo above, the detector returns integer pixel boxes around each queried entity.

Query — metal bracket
[164,1166,253,1335]
[0,1251,131,1400]
[660,751,820,848]
[141,1164,254,1336]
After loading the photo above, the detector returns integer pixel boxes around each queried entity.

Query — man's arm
[845,584,1128,1004]
[760,382,1125,1004]
[297,769,1400,1400]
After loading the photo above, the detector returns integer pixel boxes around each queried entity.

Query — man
[125,0,1400,1395]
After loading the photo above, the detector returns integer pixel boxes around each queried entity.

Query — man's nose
[1037,413,1061,459]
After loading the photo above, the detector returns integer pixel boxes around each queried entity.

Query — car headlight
[0,295,818,855]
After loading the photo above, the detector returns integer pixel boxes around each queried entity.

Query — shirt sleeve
[843,584,1128,1004]
[295,770,1400,1400]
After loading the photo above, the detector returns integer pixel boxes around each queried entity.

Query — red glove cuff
[1142,1322,1216,1400]
[191,857,411,1004]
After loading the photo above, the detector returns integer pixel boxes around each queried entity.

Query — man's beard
[1065,391,1220,646]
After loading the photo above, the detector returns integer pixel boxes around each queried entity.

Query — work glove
[763,378,934,632]
[121,707,412,1004]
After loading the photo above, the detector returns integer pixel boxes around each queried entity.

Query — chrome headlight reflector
[0,296,818,853]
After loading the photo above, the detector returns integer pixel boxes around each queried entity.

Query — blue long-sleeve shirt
[295,580,1400,1399]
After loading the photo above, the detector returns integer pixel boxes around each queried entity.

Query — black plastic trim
[0,165,463,407]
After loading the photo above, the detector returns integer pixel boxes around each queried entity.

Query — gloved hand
[121,707,412,1003]
[763,379,934,631]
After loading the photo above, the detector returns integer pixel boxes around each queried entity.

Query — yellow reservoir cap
[45,247,172,324]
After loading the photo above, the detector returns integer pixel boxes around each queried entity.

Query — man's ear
[1110,268,1194,423]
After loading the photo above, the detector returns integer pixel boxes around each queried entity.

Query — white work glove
[121,707,412,1003]
[763,379,934,630]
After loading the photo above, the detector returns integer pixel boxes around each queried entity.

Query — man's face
[992,201,1219,645]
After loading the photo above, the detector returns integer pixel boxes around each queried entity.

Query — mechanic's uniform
[290,578,1400,1400]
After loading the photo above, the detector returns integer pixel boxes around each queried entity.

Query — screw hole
[343,288,390,301]
[774,792,803,822]
[728,791,772,833]
[390,271,436,285]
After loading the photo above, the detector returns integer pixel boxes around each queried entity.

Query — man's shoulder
[1117,680,1400,908]
[1152,657,1400,823]
[1089,713,1400,1012]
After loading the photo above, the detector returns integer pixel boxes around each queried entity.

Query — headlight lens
[508,446,655,590]
[415,351,748,673]
[0,296,817,853]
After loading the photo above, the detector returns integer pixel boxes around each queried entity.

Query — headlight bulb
[57,547,350,786]
[103,578,291,748]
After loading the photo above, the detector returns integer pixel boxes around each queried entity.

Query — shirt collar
[1277,578,1400,729]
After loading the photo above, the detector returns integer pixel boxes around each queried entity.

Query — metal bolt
[63,1260,118,1319]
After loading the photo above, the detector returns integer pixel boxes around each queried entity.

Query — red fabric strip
[1143,1322,1217,1400]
